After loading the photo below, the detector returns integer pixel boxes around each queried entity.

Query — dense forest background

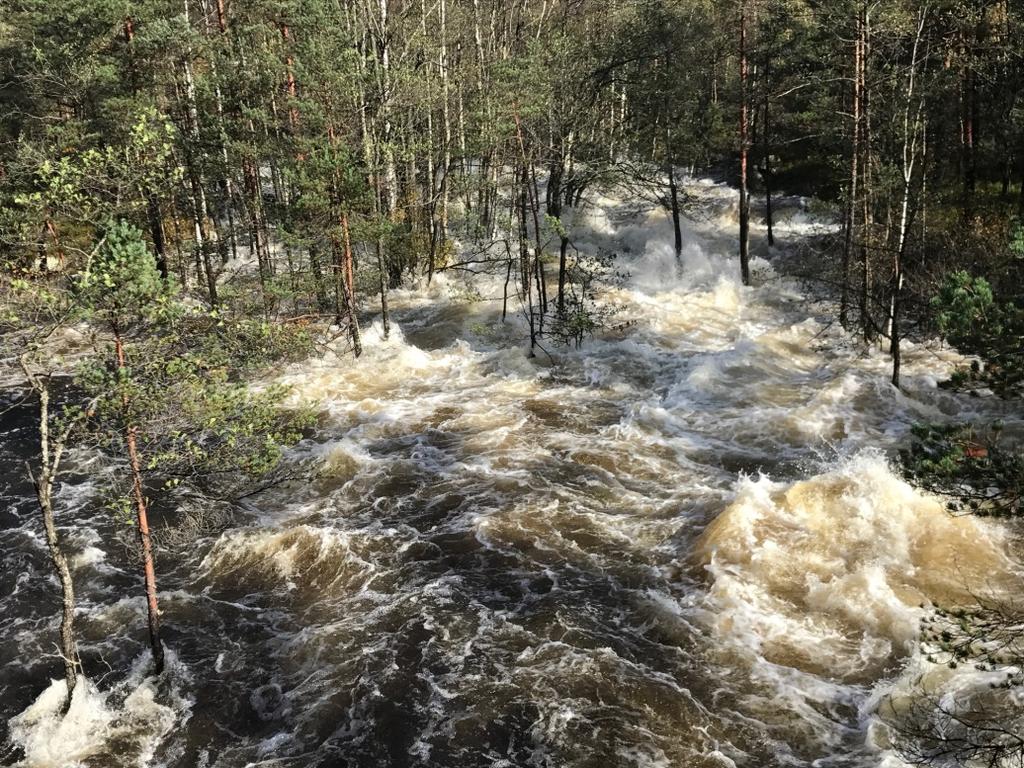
[2,0,1022,359]
[1,1,1023,767]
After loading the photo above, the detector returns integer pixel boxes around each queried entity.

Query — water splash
[2,178,1021,767]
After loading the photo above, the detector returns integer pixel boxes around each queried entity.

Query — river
[2,179,1021,768]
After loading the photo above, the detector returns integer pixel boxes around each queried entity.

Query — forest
[0,0,1022,766]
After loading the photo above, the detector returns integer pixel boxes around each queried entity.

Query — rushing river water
[2,181,1021,768]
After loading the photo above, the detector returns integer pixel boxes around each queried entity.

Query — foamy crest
[8,677,114,768]
[698,453,1011,679]
[8,668,179,768]
[199,525,375,594]
[4,174,1022,768]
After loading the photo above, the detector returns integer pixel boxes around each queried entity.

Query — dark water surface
[2,187,1021,768]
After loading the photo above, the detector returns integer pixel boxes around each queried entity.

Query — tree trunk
[200,0,238,262]
[376,237,391,340]
[181,0,220,302]
[342,212,363,357]
[377,0,399,222]
[841,8,863,330]
[547,155,571,316]
[889,10,928,389]
[187,169,219,307]
[503,249,513,322]
[668,162,683,262]
[762,93,775,248]
[513,106,545,337]
[280,23,301,141]
[518,168,537,353]
[529,164,547,324]
[439,0,452,244]
[309,245,330,310]
[243,157,272,315]
[860,3,874,345]
[124,17,170,279]
[557,235,569,316]
[738,0,752,286]
[114,333,164,674]
[962,13,981,218]
[1019,161,1024,216]
[147,197,168,280]
[26,379,79,711]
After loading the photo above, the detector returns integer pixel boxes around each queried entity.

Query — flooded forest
[1,1,1023,766]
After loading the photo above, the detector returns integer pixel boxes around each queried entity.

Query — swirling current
[2,180,1021,768]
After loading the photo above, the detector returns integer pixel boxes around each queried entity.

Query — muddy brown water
[2,185,1021,768]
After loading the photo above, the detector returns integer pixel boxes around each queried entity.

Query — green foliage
[933,271,998,348]
[11,108,178,225]
[548,251,624,348]
[900,423,1022,518]
[1010,223,1024,260]
[68,222,315,512]
[82,344,311,482]
[78,320,314,503]
[0,271,76,331]
[75,220,167,324]
[931,269,1024,395]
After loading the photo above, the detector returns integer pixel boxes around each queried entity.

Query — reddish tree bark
[341,212,362,357]
[115,334,164,674]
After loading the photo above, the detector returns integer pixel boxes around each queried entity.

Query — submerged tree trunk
[889,10,928,389]
[547,154,571,316]
[342,212,362,357]
[376,237,391,340]
[512,107,543,346]
[529,165,547,327]
[557,235,569,316]
[114,333,164,674]
[841,8,863,330]
[738,0,752,286]
[519,172,537,353]
[22,371,79,711]
[668,162,683,262]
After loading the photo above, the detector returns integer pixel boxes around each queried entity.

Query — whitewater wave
[3,177,1021,768]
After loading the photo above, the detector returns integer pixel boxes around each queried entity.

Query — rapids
[2,180,1021,767]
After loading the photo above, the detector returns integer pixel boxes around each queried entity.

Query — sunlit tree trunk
[439,0,452,244]
[114,333,164,674]
[738,0,751,286]
[841,7,863,330]
[860,4,874,345]
[342,212,363,356]
[21,367,80,710]
[179,2,218,305]
[890,10,928,389]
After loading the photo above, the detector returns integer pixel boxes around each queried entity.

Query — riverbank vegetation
[1,0,1023,765]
